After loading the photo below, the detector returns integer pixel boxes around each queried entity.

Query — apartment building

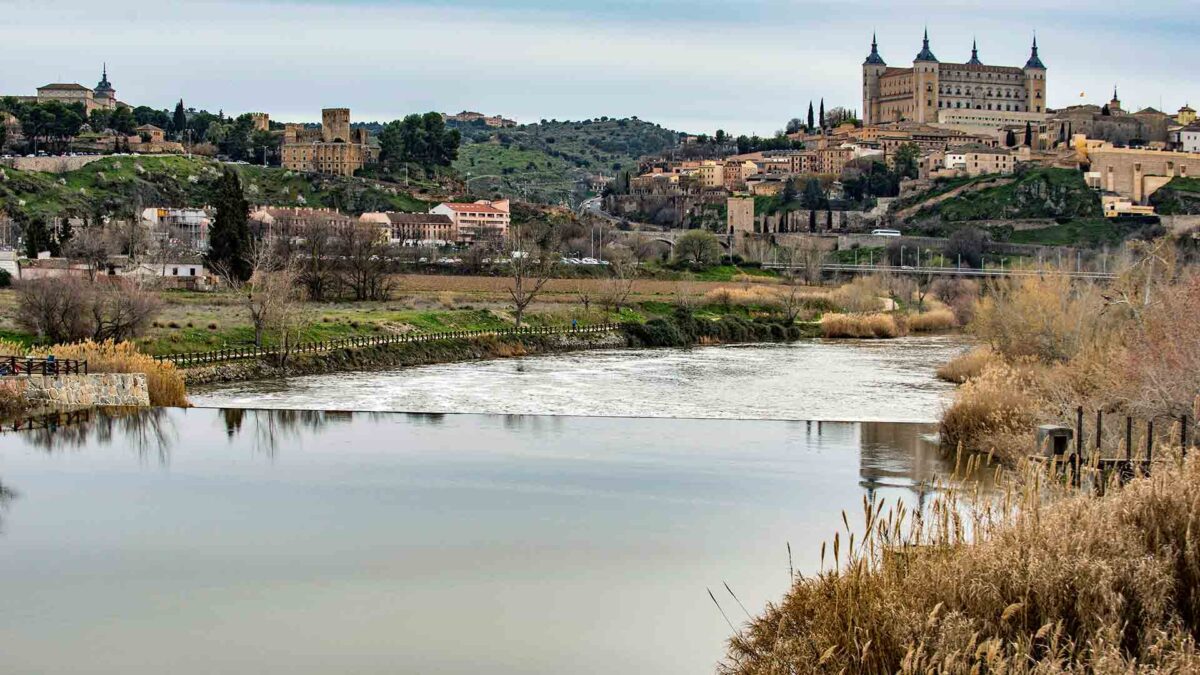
[430,200,511,243]
[361,212,457,245]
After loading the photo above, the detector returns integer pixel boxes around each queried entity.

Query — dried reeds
[820,313,901,339]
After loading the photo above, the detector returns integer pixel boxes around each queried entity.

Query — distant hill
[453,117,680,204]
[0,156,429,221]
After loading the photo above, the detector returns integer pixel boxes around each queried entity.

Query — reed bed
[936,347,999,384]
[906,308,956,333]
[722,448,1200,673]
[820,313,900,339]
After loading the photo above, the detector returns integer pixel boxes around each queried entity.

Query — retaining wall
[0,156,106,173]
[5,373,150,407]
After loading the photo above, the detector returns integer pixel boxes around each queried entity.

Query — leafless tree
[277,217,337,302]
[628,232,660,266]
[14,276,161,343]
[337,221,395,301]
[597,253,636,314]
[63,225,112,281]
[507,222,560,328]
[574,280,593,313]
[217,243,304,348]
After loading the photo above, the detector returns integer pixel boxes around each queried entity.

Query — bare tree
[337,221,395,301]
[63,225,112,281]
[628,232,660,266]
[597,253,636,314]
[14,276,161,343]
[217,243,304,348]
[508,222,560,328]
[574,280,593,313]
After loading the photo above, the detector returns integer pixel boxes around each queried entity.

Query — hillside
[1149,177,1200,215]
[453,118,679,204]
[909,167,1102,224]
[0,156,429,221]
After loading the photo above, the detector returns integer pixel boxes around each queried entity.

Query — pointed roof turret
[967,38,982,65]
[864,32,886,66]
[94,63,114,96]
[915,28,938,62]
[1024,35,1045,69]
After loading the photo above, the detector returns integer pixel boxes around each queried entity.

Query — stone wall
[0,155,105,173]
[5,374,150,407]
[1163,215,1200,234]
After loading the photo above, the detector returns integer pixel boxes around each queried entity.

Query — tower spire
[915,27,937,62]
[968,38,982,65]
[864,31,886,66]
[1024,33,1045,69]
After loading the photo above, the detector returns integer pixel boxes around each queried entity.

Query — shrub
[936,347,998,383]
[15,277,162,344]
[0,380,28,416]
[907,308,956,332]
[939,361,1042,462]
[820,313,900,339]
[207,323,218,330]
[972,275,1105,363]
[830,277,885,313]
[623,318,687,347]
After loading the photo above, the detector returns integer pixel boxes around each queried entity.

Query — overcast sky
[3,0,1196,135]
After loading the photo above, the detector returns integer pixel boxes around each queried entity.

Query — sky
[2,0,1197,135]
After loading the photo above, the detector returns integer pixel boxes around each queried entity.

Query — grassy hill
[911,168,1102,224]
[453,118,679,204]
[0,156,429,221]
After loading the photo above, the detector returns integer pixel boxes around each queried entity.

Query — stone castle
[862,31,1047,126]
[281,108,373,177]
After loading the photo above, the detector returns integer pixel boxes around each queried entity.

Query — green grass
[913,168,1102,224]
[0,155,429,220]
[452,117,679,202]
[1009,218,1129,247]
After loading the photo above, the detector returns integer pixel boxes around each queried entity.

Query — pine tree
[807,102,815,132]
[173,100,187,141]
[207,169,252,281]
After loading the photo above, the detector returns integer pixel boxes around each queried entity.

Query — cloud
[0,0,1195,134]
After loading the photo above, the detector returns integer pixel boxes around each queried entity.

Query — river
[0,336,973,674]
[191,335,971,422]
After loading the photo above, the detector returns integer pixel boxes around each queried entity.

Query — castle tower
[912,29,940,123]
[94,63,116,109]
[967,39,982,66]
[1023,36,1047,114]
[321,108,351,143]
[862,33,887,126]
[1108,86,1122,113]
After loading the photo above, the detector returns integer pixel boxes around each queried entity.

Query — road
[761,262,1116,280]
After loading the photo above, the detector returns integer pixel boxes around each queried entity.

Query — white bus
[871,229,902,237]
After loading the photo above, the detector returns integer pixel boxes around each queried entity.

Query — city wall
[0,155,106,173]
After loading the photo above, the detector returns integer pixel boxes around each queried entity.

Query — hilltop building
[6,65,128,113]
[862,32,1047,126]
[281,108,373,177]
[443,111,517,128]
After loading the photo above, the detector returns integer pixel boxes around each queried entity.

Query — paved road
[762,262,1115,280]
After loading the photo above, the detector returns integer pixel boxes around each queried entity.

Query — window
[172,267,179,276]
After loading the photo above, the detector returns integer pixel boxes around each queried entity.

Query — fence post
[1125,416,1133,463]
[1183,415,1190,457]
[1147,420,1154,464]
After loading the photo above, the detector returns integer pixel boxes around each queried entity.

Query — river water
[0,337,973,674]
[191,336,971,422]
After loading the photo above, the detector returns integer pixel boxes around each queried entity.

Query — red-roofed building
[430,200,510,243]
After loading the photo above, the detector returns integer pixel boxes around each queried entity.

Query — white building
[141,207,212,252]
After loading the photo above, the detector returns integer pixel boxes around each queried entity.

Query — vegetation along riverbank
[725,234,1200,672]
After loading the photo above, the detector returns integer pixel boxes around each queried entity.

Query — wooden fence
[0,356,88,376]
[153,323,624,368]
[1039,406,1194,488]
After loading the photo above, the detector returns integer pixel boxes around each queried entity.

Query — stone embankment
[5,374,150,407]
[185,332,627,386]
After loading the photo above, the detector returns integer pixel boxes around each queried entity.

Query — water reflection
[3,407,176,462]
[0,407,967,674]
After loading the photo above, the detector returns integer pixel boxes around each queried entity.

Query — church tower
[862,33,887,126]
[1023,36,1047,114]
[912,29,940,123]
[93,63,116,110]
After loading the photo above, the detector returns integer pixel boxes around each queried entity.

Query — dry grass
[939,361,1044,464]
[830,277,886,313]
[906,308,956,333]
[936,347,999,384]
[20,340,189,407]
[702,286,783,309]
[723,450,1200,673]
[821,313,901,339]
[0,379,28,416]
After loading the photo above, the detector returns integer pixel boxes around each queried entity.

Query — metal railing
[0,356,88,376]
[153,323,623,368]
[761,262,1117,280]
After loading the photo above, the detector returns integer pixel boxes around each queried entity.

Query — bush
[936,347,998,383]
[907,308,956,332]
[0,379,28,416]
[820,313,900,339]
[830,277,885,313]
[939,361,1042,462]
[672,230,722,269]
[15,277,161,344]
[623,318,687,348]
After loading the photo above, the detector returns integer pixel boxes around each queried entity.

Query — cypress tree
[207,169,252,281]
[807,101,815,132]
[173,100,187,141]
[819,98,825,129]
[1024,121,1033,147]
